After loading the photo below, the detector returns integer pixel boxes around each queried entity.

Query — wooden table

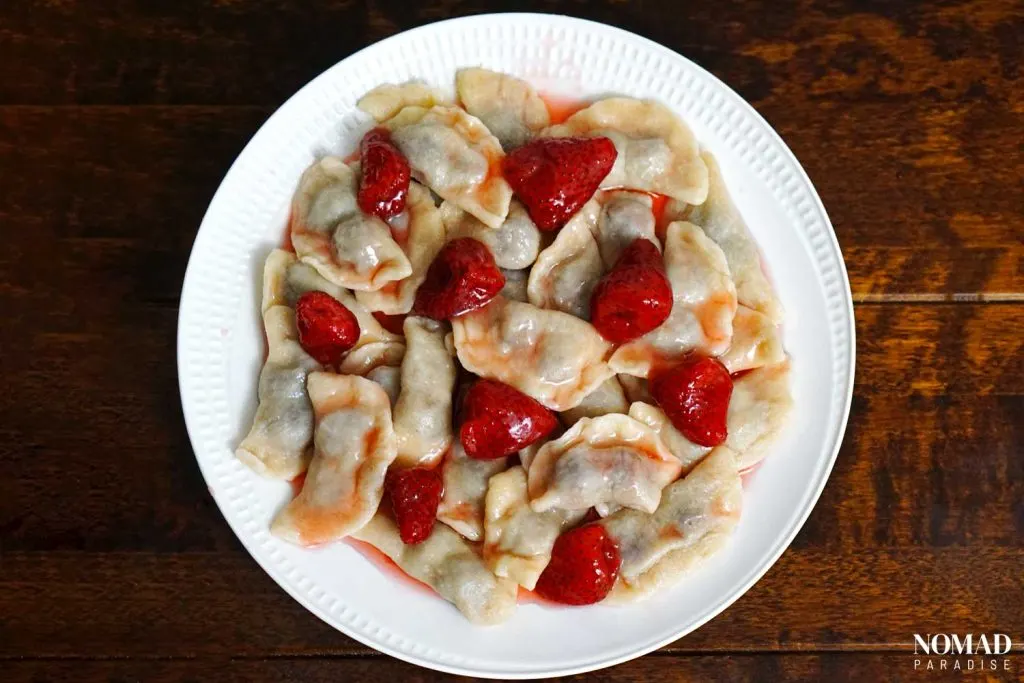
[2,1,1021,681]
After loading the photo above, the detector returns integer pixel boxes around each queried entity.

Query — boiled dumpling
[725,361,793,471]
[686,152,783,322]
[627,401,711,473]
[456,67,550,150]
[499,268,530,302]
[271,372,397,545]
[451,296,614,411]
[289,156,412,291]
[718,305,785,373]
[483,466,585,589]
[544,98,707,204]
[436,441,509,542]
[526,199,603,319]
[358,81,449,123]
[356,182,446,314]
[594,191,658,267]
[610,221,737,377]
[600,446,741,602]
[236,306,319,479]
[391,316,457,468]
[440,199,541,270]
[559,376,629,427]
[265,249,406,376]
[527,413,682,514]
[352,513,517,625]
[384,105,513,229]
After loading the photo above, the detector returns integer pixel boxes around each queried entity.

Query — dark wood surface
[1,1,1021,681]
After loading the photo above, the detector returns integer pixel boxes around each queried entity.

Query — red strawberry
[294,291,360,366]
[372,311,407,335]
[535,524,621,605]
[460,379,558,460]
[358,128,411,220]
[386,467,443,545]
[650,354,733,447]
[413,238,505,320]
[590,238,673,343]
[503,137,617,231]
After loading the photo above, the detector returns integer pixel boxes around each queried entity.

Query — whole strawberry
[294,291,360,366]
[358,128,411,220]
[413,238,505,320]
[650,354,733,447]
[460,379,558,459]
[535,524,621,605]
[590,238,673,343]
[386,466,443,545]
[372,311,407,335]
[503,137,617,231]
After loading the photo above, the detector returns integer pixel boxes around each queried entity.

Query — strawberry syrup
[540,93,587,125]
[346,538,437,596]
[740,460,764,488]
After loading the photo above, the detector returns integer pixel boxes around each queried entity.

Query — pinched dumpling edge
[544,97,708,204]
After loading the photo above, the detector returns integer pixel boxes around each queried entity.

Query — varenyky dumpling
[236,306,320,479]
[272,372,397,546]
[440,199,541,270]
[600,445,741,602]
[618,374,653,404]
[725,361,793,471]
[544,97,708,204]
[560,376,629,427]
[516,440,545,472]
[264,249,406,376]
[526,199,603,319]
[290,156,412,291]
[451,296,614,411]
[484,466,586,590]
[594,191,659,268]
[436,441,509,542]
[392,317,457,468]
[718,305,785,373]
[365,364,401,407]
[238,249,404,479]
[610,221,737,377]
[456,67,550,150]
[528,414,682,514]
[627,401,711,473]
[358,81,449,123]
[685,151,784,323]
[499,268,530,302]
[384,105,513,229]
[356,182,446,314]
[352,513,518,625]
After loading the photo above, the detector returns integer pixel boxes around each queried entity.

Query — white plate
[177,13,854,679]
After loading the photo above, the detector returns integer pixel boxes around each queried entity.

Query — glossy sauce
[540,93,588,125]
[649,192,670,236]
[347,538,437,596]
[740,459,763,488]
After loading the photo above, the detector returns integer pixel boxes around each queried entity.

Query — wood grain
[2,305,1019,555]
[2,304,1021,658]
[6,653,1020,683]
[1,2,1022,299]
[3,548,1023,659]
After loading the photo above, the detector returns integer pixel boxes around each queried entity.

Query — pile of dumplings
[237,68,793,625]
